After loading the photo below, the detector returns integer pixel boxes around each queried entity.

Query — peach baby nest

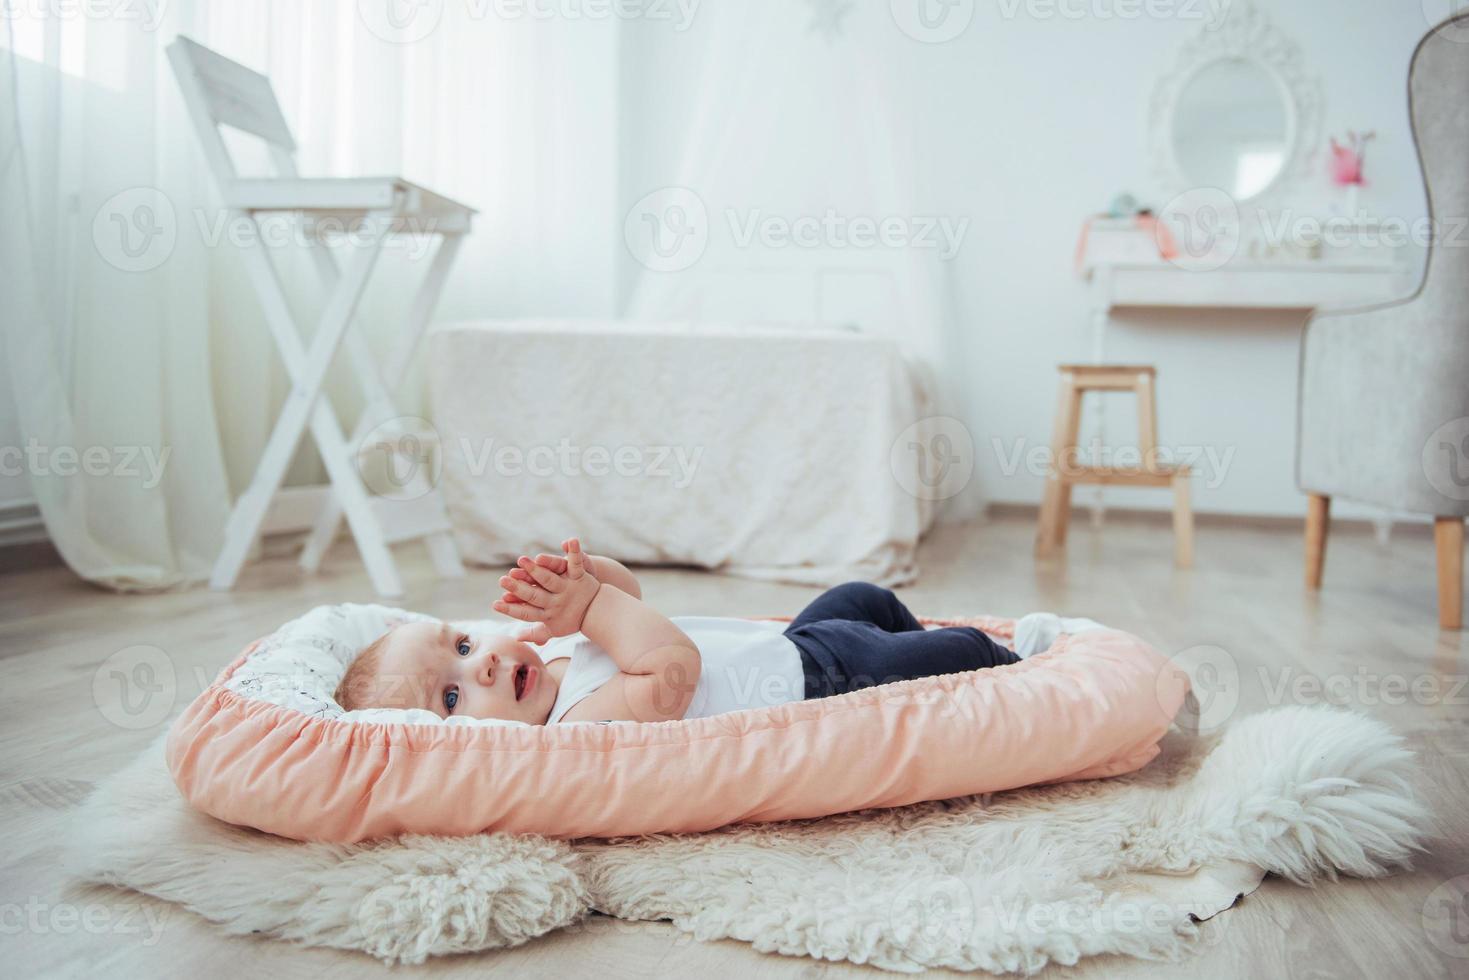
[167,603,1192,842]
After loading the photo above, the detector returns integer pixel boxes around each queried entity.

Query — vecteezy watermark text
[1,439,170,489]
[992,437,1236,490]
[356,0,700,45]
[0,898,168,946]
[354,418,708,501]
[995,0,1227,22]
[3,0,169,31]
[458,439,703,489]
[1158,642,1469,734]
[725,209,969,259]
[1260,666,1468,709]
[890,0,1225,44]
[92,187,444,274]
[623,187,971,274]
[1154,185,1469,272]
[1257,210,1469,251]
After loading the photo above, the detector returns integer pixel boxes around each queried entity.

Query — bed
[427,319,939,586]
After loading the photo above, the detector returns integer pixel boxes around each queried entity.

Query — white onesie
[543,616,805,723]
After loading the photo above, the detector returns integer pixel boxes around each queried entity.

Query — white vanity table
[1073,1,1414,531]
[1078,257,1411,529]
[1084,259,1413,359]
[1091,261,1408,312]
[1090,0,1414,336]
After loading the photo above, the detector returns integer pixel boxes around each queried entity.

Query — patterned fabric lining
[222,603,529,728]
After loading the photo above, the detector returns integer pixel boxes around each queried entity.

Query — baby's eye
[456,638,471,657]
[443,686,459,713]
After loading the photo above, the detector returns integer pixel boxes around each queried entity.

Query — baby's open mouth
[513,664,530,701]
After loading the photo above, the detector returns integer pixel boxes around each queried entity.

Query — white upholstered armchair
[1297,12,1469,629]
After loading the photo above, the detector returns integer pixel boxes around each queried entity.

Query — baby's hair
[335,631,392,710]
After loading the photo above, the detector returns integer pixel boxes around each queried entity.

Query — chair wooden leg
[1036,478,1061,555]
[1435,517,1464,630]
[1036,375,1082,555]
[1172,473,1194,568]
[1054,479,1075,547]
[1304,494,1330,590]
[1134,372,1158,467]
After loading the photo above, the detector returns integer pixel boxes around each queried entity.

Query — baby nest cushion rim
[166,607,1191,841]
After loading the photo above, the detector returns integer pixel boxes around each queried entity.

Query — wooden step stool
[1034,364,1194,567]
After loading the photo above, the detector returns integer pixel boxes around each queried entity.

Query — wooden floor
[2,512,1466,978]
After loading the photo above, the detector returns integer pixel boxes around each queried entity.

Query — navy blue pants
[784,582,1020,699]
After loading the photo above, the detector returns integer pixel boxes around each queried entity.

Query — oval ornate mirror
[1170,57,1293,201]
[1150,3,1321,207]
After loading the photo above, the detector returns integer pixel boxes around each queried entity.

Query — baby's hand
[503,537,586,593]
[493,538,600,643]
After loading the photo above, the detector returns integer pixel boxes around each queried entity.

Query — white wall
[618,0,1435,519]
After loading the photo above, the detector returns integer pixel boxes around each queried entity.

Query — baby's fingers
[516,556,566,593]
[565,537,586,579]
[534,554,569,574]
[499,574,552,606]
[493,599,548,622]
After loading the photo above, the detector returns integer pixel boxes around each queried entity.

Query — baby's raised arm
[495,539,700,722]
[584,555,640,598]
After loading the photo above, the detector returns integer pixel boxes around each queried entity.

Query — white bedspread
[428,320,935,586]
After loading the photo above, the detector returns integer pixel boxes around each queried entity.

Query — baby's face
[365,621,557,724]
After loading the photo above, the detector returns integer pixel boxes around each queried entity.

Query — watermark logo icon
[1161,644,1239,733]
[624,186,708,272]
[1423,874,1469,958]
[890,0,974,43]
[891,416,975,501]
[358,0,445,43]
[1422,0,1469,44]
[889,875,975,955]
[92,645,176,730]
[1157,187,1240,272]
[92,187,177,273]
[357,416,442,501]
[1422,417,1469,502]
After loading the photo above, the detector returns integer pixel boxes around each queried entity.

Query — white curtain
[620,1,979,518]
[0,2,620,588]
[1,3,230,588]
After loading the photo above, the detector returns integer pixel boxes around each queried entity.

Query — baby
[335,537,1105,725]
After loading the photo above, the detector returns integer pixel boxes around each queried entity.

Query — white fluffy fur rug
[65,706,1430,972]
